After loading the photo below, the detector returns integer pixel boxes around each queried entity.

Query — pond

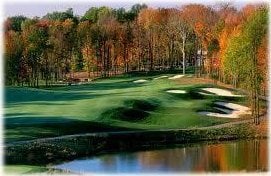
[54,139,268,173]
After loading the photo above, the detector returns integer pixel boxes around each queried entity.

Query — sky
[2,0,258,18]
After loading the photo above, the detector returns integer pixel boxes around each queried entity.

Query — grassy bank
[4,165,66,174]
[5,118,267,166]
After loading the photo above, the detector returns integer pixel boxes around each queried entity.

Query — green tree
[43,8,78,23]
[7,16,27,32]
[81,6,112,23]
[223,7,268,124]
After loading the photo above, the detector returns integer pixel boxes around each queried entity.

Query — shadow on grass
[4,113,35,117]
[126,70,185,77]
[100,107,150,122]
[5,88,91,104]
[43,80,144,92]
[5,89,144,106]
[5,116,137,143]
[163,87,206,100]
[99,99,160,122]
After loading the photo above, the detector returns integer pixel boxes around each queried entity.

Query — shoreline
[5,117,268,166]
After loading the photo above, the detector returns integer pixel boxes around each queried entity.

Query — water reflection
[55,139,268,173]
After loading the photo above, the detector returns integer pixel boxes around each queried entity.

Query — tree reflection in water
[55,139,268,173]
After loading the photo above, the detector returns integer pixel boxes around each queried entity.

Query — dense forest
[4,3,268,123]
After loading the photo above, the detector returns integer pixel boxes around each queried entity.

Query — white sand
[198,92,213,96]
[199,110,251,118]
[168,74,184,80]
[198,101,250,118]
[215,102,250,112]
[166,90,186,94]
[198,111,238,118]
[201,88,244,97]
[153,75,168,80]
[133,79,148,83]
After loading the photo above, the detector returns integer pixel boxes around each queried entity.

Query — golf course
[5,73,245,143]
[4,72,268,174]
[3,1,268,174]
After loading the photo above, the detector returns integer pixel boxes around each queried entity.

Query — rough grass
[4,74,248,143]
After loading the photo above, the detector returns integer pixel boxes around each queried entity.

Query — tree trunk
[182,36,186,75]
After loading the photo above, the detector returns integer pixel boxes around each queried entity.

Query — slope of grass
[4,165,65,174]
[4,74,246,143]
[4,165,48,174]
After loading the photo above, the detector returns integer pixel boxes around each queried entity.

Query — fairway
[4,74,246,143]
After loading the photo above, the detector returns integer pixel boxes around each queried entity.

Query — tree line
[4,3,268,124]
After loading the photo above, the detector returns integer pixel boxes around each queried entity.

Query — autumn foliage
[4,3,268,99]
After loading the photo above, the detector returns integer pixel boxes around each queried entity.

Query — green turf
[4,74,246,143]
[4,165,66,174]
[4,165,48,174]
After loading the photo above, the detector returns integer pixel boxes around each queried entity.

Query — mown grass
[4,73,247,143]
[4,165,65,174]
[4,165,48,174]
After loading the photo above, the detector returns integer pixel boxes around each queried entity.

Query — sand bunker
[200,88,244,97]
[133,79,148,83]
[198,101,250,118]
[154,75,168,80]
[168,74,184,80]
[166,90,186,94]
[198,92,213,96]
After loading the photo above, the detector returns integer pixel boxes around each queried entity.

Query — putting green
[4,74,245,143]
